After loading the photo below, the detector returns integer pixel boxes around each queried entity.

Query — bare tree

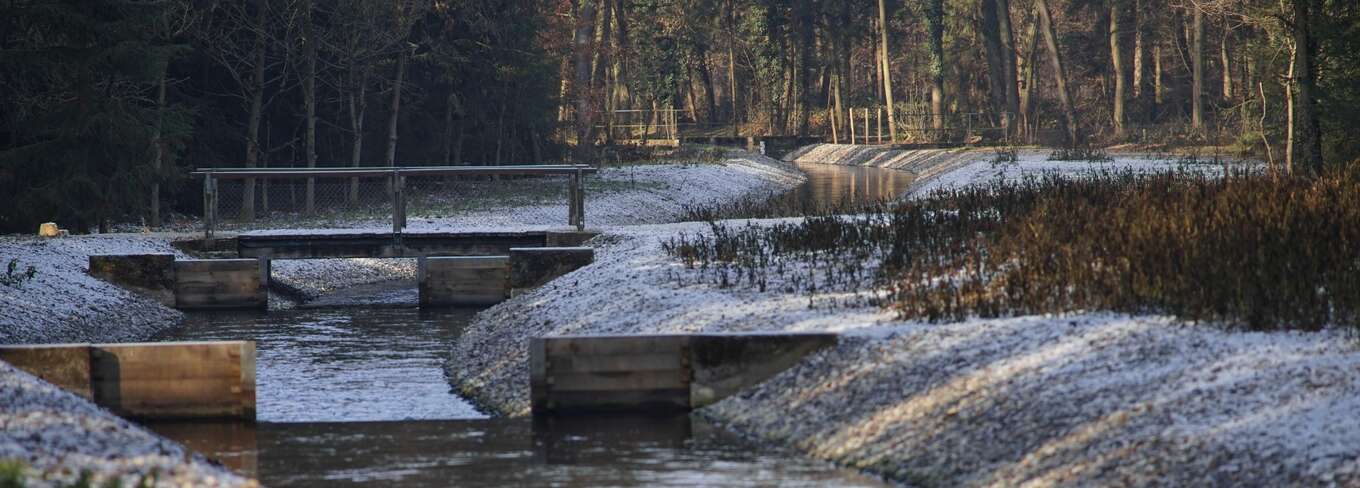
[1035,0,1080,144]
[877,0,898,143]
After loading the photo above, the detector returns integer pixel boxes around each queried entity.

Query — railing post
[393,170,406,234]
[203,170,216,246]
[580,169,587,229]
[568,169,581,230]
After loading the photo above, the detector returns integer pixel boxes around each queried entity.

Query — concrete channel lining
[530,332,838,414]
[0,341,257,420]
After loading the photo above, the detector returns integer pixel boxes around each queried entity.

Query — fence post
[392,170,406,234]
[568,169,583,230]
[202,170,216,246]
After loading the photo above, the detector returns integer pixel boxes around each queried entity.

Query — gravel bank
[0,362,252,487]
[447,154,1357,486]
[0,234,185,345]
[0,153,803,485]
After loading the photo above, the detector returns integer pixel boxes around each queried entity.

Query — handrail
[191,164,597,179]
[196,164,595,244]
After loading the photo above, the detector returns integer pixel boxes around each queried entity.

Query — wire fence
[198,165,594,239]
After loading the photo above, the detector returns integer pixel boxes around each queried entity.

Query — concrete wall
[418,256,510,307]
[530,333,838,414]
[0,341,257,420]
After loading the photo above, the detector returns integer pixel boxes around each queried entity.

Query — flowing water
[146,160,913,487]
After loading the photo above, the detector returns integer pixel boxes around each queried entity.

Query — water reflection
[775,162,917,210]
[156,307,484,422]
[148,415,885,487]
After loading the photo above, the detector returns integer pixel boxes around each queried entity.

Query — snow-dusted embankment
[0,235,185,345]
[0,362,252,487]
[447,154,1356,486]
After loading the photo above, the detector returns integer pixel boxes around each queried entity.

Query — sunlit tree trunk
[1035,0,1079,144]
[877,0,898,143]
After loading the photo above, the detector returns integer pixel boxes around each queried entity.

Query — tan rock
[38,222,59,237]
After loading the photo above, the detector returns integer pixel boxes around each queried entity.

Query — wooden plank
[174,259,265,310]
[541,389,690,412]
[91,341,255,420]
[542,335,688,356]
[419,256,509,306]
[0,344,93,399]
[548,352,684,373]
[547,370,689,392]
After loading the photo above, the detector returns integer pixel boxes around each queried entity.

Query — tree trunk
[696,44,718,123]
[150,68,166,228]
[997,0,1020,127]
[877,0,898,143]
[926,0,946,133]
[1110,0,1127,137]
[1220,28,1232,101]
[1285,44,1296,174]
[385,48,407,167]
[1190,4,1203,129]
[347,66,369,205]
[572,0,598,162]
[981,0,1007,122]
[1154,43,1163,121]
[1018,13,1039,139]
[243,0,267,221]
[1292,0,1322,173]
[303,0,317,214]
[727,0,739,134]
[1035,0,1079,144]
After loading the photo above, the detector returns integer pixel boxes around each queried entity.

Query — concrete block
[509,247,594,293]
[88,254,176,306]
[419,256,509,307]
[174,259,267,310]
[0,344,93,399]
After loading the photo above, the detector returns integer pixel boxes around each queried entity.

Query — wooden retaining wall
[173,259,267,310]
[530,333,838,414]
[418,256,510,306]
[0,341,256,420]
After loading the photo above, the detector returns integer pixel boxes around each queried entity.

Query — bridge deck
[237,230,596,259]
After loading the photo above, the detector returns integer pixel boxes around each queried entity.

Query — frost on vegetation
[665,164,1351,333]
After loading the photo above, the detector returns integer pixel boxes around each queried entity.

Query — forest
[1,0,1357,233]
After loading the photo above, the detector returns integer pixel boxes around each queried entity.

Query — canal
[147,160,913,486]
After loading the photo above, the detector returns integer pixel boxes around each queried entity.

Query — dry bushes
[665,166,1360,331]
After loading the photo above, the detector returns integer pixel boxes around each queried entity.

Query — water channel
[146,160,915,487]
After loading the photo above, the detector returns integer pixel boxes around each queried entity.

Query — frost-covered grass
[664,164,1355,332]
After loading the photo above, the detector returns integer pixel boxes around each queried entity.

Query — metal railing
[192,164,597,242]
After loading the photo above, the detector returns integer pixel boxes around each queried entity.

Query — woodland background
[1,0,1357,232]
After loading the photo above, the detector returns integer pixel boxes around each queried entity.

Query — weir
[530,332,838,414]
[88,231,597,310]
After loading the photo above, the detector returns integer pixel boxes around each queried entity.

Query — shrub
[664,165,1360,331]
[1,259,37,288]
